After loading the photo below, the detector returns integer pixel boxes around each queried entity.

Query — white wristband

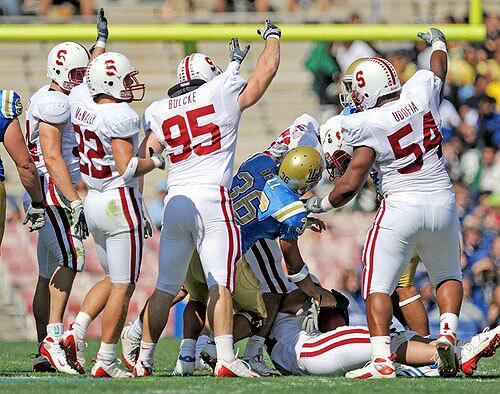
[151,155,162,169]
[432,41,447,53]
[320,196,333,212]
[95,38,107,49]
[288,265,309,283]
[267,34,280,41]
[123,157,139,180]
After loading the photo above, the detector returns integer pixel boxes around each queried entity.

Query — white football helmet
[350,57,401,111]
[85,52,145,102]
[339,58,368,108]
[177,53,222,83]
[320,115,353,180]
[47,42,90,92]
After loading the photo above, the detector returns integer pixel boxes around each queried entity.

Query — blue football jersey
[0,90,23,181]
[340,106,357,116]
[230,153,308,254]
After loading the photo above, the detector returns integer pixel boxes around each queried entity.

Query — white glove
[149,147,166,170]
[70,199,89,239]
[268,143,289,163]
[305,195,333,214]
[23,202,46,231]
[296,298,320,334]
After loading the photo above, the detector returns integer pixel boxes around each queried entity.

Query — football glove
[229,38,250,64]
[70,199,89,240]
[96,8,109,42]
[257,19,281,40]
[149,147,166,170]
[417,27,446,45]
[139,194,155,239]
[305,195,333,214]
[305,216,326,233]
[268,142,289,162]
[330,288,350,325]
[23,202,46,232]
[296,297,320,334]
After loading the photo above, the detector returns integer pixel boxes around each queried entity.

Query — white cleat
[243,354,281,377]
[436,329,458,377]
[345,358,396,379]
[61,325,86,374]
[396,363,439,377]
[40,336,79,375]
[172,354,195,376]
[460,326,500,376]
[134,360,154,377]
[121,323,140,370]
[196,357,212,372]
[91,360,133,378]
[214,358,259,378]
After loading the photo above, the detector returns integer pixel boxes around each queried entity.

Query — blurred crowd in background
[0,1,497,339]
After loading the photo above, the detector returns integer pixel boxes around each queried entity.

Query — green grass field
[0,339,499,393]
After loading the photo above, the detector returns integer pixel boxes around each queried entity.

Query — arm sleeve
[106,108,140,139]
[36,94,71,124]
[220,62,247,121]
[142,103,165,145]
[404,69,443,110]
[341,114,379,152]
[277,210,308,241]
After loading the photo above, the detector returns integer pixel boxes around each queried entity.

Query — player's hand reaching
[296,297,320,334]
[268,142,288,162]
[70,199,89,239]
[97,8,109,43]
[23,202,46,232]
[149,147,166,170]
[305,195,332,214]
[305,216,326,233]
[257,19,281,41]
[417,27,446,45]
[229,38,250,64]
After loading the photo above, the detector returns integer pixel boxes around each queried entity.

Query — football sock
[243,335,265,359]
[214,334,235,363]
[97,342,116,365]
[138,341,156,365]
[129,317,143,342]
[73,312,92,339]
[195,335,210,361]
[371,336,392,362]
[47,323,64,339]
[179,338,196,360]
[439,312,458,335]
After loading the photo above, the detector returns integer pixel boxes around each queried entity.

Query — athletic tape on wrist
[267,34,281,41]
[95,39,107,49]
[321,196,333,212]
[432,41,447,53]
[288,265,309,283]
[398,293,421,307]
[151,155,162,168]
[123,157,139,180]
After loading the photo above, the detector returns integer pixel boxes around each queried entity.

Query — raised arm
[90,8,109,60]
[417,27,448,103]
[237,20,281,111]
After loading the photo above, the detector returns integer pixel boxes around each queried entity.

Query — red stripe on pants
[220,186,234,293]
[300,338,371,358]
[365,199,386,298]
[119,187,137,283]
[302,328,370,348]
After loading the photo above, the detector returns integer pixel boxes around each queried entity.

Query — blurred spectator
[287,0,335,12]
[213,0,270,12]
[5,194,22,224]
[462,215,494,272]
[0,0,20,15]
[305,42,340,107]
[147,180,168,230]
[40,0,94,17]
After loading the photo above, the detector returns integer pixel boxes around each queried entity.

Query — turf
[0,339,499,393]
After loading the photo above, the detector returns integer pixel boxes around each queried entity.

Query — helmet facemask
[121,70,145,102]
[339,76,353,108]
[64,66,87,91]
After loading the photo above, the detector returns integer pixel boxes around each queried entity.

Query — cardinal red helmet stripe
[184,55,191,81]
[373,57,396,86]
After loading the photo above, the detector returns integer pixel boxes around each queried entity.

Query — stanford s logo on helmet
[86,52,145,102]
[177,53,222,84]
[351,57,401,111]
[47,42,90,92]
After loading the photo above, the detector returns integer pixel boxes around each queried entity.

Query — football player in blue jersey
[0,89,45,245]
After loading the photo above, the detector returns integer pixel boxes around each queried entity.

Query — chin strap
[168,79,206,97]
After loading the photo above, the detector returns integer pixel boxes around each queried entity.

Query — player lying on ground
[0,89,45,242]
[126,20,281,378]
[266,285,500,377]
[26,9,109,374]
[120,145,333,376]
[306,28,464,378]
[58,51,165,379]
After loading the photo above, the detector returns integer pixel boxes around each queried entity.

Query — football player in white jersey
[133,20,281,378]
[305,28,463,378]
[268,286,500,377]
[25,10,109,374]
[59,52,164,378]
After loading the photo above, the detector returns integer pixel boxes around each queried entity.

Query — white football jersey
[341,70,451,195]
[264,113,323,157]
[26,85,80,181]
[143,61,246,190]
[69,84,141,192]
